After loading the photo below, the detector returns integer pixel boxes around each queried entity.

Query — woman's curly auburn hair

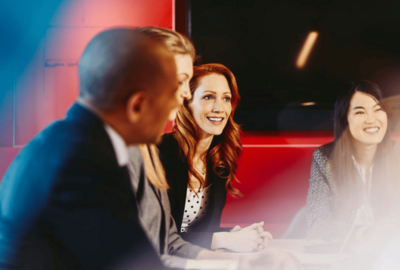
[173,63,242,196]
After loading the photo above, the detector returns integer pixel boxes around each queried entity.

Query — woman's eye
[204,95,213,100]
[223,97,232,102]
[355,111,364,115]
[375,107,383,112]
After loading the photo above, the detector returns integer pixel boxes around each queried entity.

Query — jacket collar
[66,103,121,167]
[66,102,102,129]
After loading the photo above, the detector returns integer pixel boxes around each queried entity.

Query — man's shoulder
[26,119,92,160]
[0,118,107,222]
[8,114,110,183]
[34,103,105,154]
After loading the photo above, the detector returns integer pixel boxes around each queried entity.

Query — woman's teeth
[364,127,379,133]
[207,117,223,122]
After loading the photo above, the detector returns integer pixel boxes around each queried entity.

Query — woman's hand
[231,221,273,251]
[211,221,273,252]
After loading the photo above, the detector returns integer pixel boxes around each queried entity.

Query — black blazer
[158,133,230,249]
[0,104,166,270]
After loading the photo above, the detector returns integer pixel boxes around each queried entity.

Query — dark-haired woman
[158,63,272,252]
[306,80,400,243]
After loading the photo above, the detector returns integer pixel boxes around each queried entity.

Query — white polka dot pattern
[181,184,212,232]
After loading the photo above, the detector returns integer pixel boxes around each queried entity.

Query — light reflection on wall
[296,31,318,69]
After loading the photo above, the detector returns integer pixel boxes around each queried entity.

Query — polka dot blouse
[181,184,212,233]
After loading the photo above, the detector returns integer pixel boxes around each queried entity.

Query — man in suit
[0,28,180,269]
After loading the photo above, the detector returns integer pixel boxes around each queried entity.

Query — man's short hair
[78,28,167,111]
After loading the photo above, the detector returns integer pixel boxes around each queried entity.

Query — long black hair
[331,80,399,217]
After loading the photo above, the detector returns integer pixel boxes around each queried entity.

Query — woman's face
[347,91,388,147]
[168,54,193,121]
[188,74,232,138]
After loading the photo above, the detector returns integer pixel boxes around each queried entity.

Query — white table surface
[183,240,343,270]
[268,239,342,266]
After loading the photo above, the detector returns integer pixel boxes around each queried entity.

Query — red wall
[0,0,335,238]
[0,0,175,180]
[221,131,333,237]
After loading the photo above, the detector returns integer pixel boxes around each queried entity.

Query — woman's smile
[347,91,388,146]
[363,126,380,134]
[206,116,225,124]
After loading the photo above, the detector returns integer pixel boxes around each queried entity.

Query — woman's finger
[260,231,273,241]
[230,225,242,232]
[244,221,264,231]
[252,243,259,252]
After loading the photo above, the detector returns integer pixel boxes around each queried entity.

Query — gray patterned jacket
[306,143,356,241]
[306,142,400,241]
[127,146,205,259]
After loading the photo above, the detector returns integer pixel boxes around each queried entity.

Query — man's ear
[126,91,147,123]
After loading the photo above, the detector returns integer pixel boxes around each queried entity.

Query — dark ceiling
[191,0,400,130]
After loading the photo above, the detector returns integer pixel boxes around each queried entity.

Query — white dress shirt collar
[103,123,129,167]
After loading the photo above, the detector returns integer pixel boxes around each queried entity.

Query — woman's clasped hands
[211,221,273,253]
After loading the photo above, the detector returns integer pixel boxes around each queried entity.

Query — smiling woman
[347,91,388,147]
[188,73,233,138]
[158,63,273,251]
[172,64,241,195]
[306,80,400,243]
